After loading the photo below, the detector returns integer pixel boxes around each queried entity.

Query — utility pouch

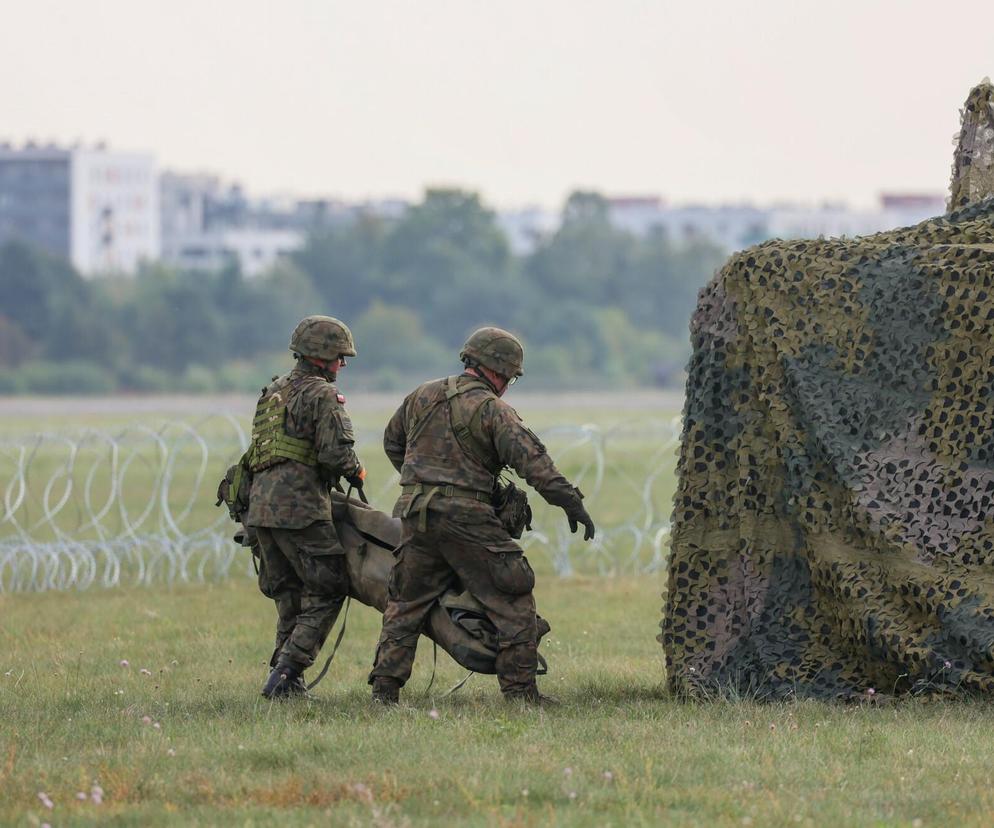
[492,480,532,539]
[216,450,252,522]
[487,550,536,595]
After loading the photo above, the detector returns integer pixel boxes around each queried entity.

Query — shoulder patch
[336,393,346,404]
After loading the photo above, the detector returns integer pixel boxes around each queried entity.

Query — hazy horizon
[3,0,989,209]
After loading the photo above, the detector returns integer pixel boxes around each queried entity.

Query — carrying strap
[445,376,495,468]
[400,377,496,531]
[305,595,351,691]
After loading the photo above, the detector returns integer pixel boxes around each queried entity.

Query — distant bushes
[0,189,726,394]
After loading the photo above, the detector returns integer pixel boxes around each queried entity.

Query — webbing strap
[305,596,351,691]
[401,483,490,531]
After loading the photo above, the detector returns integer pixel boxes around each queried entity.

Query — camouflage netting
[949,80,994,212]
[660,81,994,700]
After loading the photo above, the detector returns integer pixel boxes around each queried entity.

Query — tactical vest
[398,377,500,525]
[248,374,318,472]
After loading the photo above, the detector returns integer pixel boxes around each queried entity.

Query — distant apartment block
[604,193,946,254]
[0,143,158,274]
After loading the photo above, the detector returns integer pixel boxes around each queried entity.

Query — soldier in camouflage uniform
[368,327,595,705]
[245,315,366,699]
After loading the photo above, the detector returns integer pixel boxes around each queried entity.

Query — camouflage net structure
[0,417,679,592]
[661,81,994,699]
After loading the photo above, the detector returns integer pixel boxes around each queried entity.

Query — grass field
[4,394,994,826]
[5,575,994,827]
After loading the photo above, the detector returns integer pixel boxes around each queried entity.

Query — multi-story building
[0,142,158,274]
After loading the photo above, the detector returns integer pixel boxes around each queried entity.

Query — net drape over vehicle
[661,81,994,699]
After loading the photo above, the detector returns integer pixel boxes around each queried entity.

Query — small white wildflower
[602,770,614,781]
[428,708,440,720]
[944,660,952,669]
[37,792,54,809]
[152,722,161,730]
[521,789,529,797]
[119,659,129,668]
[568,790,577,800]
[563,767,573,777]
[76,791,87,801]
[167,748,176,757]
[140,668,152,676]
[141,715,152,725]
[867,688,876,697]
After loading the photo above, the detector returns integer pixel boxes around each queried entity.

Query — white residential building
[0,143,158,274]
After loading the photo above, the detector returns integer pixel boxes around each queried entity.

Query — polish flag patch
[336,393,346,404]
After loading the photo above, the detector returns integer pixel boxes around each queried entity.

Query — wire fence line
[0,416,680,593]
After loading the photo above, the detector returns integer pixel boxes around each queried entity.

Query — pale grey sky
[3,0,991,208]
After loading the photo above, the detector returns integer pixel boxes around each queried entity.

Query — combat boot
[261,664,306,700]
[371,676,400,705]
[504,684,559,707]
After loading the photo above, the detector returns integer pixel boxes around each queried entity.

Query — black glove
[345,467,368,504]
[564,501,595,541]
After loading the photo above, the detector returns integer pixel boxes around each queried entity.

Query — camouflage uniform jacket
[246,362,361,529]
[383,373,581,523]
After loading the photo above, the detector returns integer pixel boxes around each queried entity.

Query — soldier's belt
[401,483,491,531]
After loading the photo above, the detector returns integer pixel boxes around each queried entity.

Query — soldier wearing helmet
[369,326,595,705]
[244,315,366,699]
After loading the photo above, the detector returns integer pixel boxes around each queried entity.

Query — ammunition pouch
[216,450,252,522]
[493,480,532,539]
[248,388,318,472]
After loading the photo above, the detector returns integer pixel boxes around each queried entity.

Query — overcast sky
[3,1,991,209]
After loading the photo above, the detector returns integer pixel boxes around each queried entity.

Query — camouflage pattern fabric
[245,361,361,530]
[384,373,582,522]
[369,514,539,694]
[949,81,994,212]
[373,372,584,694]
[661,82,994,700]
[256,520,347,671]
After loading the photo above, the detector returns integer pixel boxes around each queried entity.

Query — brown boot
[504,684,559,706]
[371,676,400,705]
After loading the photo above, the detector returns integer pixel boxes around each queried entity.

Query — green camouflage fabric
[256,520,348,671]
[289,315,357,359]
[245,361,362,530]
[661,83,994,700]
[949,81,994,212]
[372,372,583,695]
[460,327,525,378]
[370,514,540,694]
[383,373,582,523]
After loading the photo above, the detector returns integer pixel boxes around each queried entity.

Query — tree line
[0,189,727,394]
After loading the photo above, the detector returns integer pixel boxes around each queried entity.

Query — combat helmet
[289,315,357,360]
[460,327,524,379]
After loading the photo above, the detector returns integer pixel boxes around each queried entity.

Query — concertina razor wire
[0,415,681,593]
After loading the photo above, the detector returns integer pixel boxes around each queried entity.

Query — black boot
[261,664,306,699]
[371,676,400,705]
[504,684,559,706]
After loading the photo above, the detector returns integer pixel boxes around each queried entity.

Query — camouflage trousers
[254,520,348,673]
[369,512,538,695]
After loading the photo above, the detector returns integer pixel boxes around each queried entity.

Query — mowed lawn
[3,574,994,827]
[4,395,994,826]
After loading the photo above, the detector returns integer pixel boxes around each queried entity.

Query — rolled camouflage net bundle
[661,85,994,698]
[949,80,994,212]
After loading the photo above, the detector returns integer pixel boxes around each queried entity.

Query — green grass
[5,395,994,825]
[3,575,994,826]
